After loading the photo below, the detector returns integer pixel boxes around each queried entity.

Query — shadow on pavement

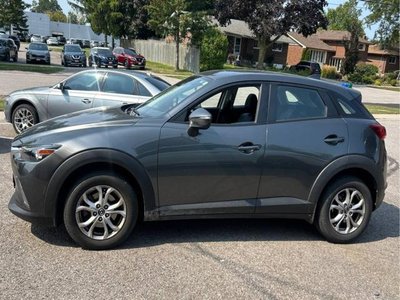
[0,137,12,154]
[30,201,399,250]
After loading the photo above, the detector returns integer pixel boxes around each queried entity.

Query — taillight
[370,123,386,140]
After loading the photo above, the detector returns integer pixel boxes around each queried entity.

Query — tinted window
[275,85,327,122]
[29,43,48,50]
[334,93,373,119]
[97,48,113,56]
[64,72,103,91]
[65,45,81,52]
[137,82,152,97]
[102,73,136,95]
[125,48,137,56]
[145,77,170,91]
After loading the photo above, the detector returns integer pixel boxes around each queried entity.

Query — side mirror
[58,82,65,91]
[188,108,211,137]
[49,49,52,52]
[25,47,28,50]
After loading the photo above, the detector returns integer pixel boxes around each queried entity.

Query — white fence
[122,39,200,73]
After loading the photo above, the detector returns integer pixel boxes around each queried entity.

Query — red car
[113,47,146,69]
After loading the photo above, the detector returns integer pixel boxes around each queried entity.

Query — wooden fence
[121,39,200,73]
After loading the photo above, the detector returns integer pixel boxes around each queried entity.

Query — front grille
[32,54,45,58]
[72,55,81,59]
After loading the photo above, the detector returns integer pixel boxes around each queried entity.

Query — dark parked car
[8,70,387,250]
[57,36,66,45]
[88,47,117,68]
[26,42,51,64]
[4,70,170,133]
[9,35,20,50]
[61,44,87,67]
[82,39,91,48]
[113,47,146,69]
[291,61,321,79]
[0,38,18,62]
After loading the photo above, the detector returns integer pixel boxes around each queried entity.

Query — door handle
[237,143,261,154]
[81,99,92,104]
[324,135,345,145]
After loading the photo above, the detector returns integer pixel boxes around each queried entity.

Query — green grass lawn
[365,104,400,115]
[0,99,4,111]
[0,62,64,74]
[145,61,193,79]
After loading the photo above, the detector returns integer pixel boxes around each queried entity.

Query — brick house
[367,45,400,74]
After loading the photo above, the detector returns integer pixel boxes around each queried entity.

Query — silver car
[4,70,171,133]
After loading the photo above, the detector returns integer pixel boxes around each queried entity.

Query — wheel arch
[308,155,381,223]
[10,99,39,121]
[44,149,156,226]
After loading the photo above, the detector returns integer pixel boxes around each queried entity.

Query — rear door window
[102,73,137,95]
[274,85,327,122]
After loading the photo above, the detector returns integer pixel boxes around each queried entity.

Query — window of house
[310,50,326,64]
[272,43,283,52]
[234,37,241,55]
[389,56,397,64]
[275,85,327,122]
[358,43,365,51]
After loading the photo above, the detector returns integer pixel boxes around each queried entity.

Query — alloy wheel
[75,185,127,240]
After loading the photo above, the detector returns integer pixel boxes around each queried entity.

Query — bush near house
[321,65,341,79]
[348,63,379,84]
[200,27,228,71]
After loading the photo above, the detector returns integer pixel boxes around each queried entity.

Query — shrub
[200,27,228,71]
[301,49,312,61]
[374,79,382,86]
[321,65,338,79]
[389,79,398,86]
[348,63,379,84]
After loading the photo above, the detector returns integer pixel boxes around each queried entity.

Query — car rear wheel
[316,176,372,243]
[63,173,138,250]
[124,59,131,69]
[12,53,18,62]
[5,53,10,62]
[12,103,39,133]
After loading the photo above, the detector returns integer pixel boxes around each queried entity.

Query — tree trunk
[105,35,108,47]
[175,30,180,71]
[257,38,268,69]
[111,36,115,49]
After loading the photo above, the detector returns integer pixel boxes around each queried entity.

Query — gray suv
[8,71,387,250]
[61,44,86,67]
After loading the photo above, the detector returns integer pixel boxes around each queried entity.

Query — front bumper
[65,57,86,66]
[9,191,52,225]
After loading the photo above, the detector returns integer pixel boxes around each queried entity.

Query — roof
[212,18,292,44]
[287,32,335,52]
[316,30,370,44]
[368,44,400,56]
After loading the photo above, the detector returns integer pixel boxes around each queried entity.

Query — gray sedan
[4,70,170,133]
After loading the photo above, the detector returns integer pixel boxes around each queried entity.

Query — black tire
[13,54,18,62]
[89,59,92,67]
[97,60,101,68]
[5,53,10,62]
[316,176,373,243]
[64,61,68,67]
[140,66,145,70]
[124,59,130,69]
[63,172,138,250]
[11,103,39,134]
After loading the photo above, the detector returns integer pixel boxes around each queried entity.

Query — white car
[46,37,59,46]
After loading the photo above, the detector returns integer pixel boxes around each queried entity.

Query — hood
[65,51,84,56]
[28,49,49,55]
[127,53,144,59]
[10,86,52,96]
[15,106,138,141]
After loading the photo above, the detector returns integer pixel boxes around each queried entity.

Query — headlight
[12,144,61,162]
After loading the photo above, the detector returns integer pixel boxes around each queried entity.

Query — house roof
[287,32,335,52]
[315,30,370,44]
[213,18,293,44]
[368,44,400,56]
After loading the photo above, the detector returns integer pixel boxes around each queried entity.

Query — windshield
[136,76,209,118]
[29,43,48,51]
[65,45,81,52]
[125,48,137,56]
[97,49,112,56]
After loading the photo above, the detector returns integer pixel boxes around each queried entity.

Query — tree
[147,0,211,70]
[0,0,29,34]
[327,0,364,75]
[31,0,62,13]
[200,27,228,71]
[364,0,399,48]
[214,0,328,69]
[48,10,67,22]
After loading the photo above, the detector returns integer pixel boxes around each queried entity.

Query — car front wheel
[63,173,138,250]
[12,103,39,133]
[316,176,373,243]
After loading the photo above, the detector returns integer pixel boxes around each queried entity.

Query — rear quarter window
[333,93,373,119]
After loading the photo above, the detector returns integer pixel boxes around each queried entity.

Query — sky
[23,0,378,40]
